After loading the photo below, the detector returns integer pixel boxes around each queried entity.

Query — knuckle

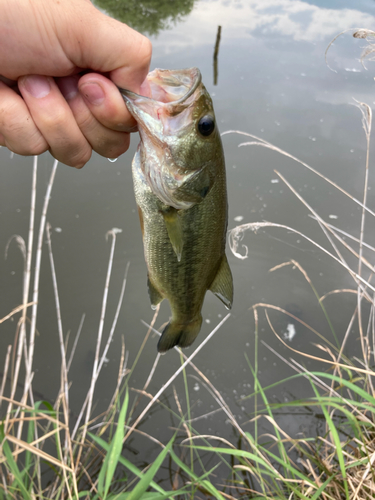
[141,37,153,64]
[76,110,97,134]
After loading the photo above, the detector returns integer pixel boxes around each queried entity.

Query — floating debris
[283,323,296,342]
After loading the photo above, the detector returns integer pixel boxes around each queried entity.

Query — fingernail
[23,75,51,98]
[80,82,105,105]
[58,76,79,101]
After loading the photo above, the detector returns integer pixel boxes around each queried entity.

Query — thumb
[64,2,152,93]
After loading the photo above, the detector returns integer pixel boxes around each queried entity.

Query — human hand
[0,0,152,167]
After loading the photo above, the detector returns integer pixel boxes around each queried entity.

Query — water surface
[1,0,375,482]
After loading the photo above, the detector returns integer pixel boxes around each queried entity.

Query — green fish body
[121,68,233,353]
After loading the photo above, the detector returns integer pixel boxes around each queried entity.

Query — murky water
[1,0,375,481]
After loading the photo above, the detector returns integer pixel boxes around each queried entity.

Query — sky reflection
[152,0,375,46]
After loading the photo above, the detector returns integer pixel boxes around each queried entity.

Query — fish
[120,67,233,353]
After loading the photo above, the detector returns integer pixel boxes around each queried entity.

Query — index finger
[64,5,152,93]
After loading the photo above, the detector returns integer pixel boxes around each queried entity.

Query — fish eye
[197,115,215,137]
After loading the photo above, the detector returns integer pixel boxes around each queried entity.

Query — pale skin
[0,0,152,167]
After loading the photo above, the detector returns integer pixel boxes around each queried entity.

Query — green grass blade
[24,409,36,490]
[310,381,350,499]
[98,388,129,499]
[311,372,375,406]
[193,444,318,488]
[111,491,190,500]
[311,473,337,500]
[246,354,291,483]
[0,425,30,500]
[89,433,170,497]
[170,449,226,500]
[124,435,174,500]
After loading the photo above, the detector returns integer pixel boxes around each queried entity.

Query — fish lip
[118,67,202,107]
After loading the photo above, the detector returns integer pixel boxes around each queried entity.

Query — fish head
[120,68,222,209]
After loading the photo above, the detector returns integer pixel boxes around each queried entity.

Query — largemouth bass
[120,68,233,353]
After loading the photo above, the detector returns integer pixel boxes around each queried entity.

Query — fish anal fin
[209,254,233,310]
[147,277,163,310]
[160,207,183,261]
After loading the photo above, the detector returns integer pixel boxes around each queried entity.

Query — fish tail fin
[157,315,203,353]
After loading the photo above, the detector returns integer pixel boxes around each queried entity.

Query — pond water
[1,0,375,487]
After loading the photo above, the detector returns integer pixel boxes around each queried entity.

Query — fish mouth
[119,67,202,109]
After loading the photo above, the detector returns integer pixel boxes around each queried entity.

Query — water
[1,0,375,483]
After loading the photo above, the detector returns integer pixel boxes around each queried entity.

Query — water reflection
[213,25,221,85]
[94,0,196,35]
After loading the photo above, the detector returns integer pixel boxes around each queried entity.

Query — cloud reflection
[167,0,375,43]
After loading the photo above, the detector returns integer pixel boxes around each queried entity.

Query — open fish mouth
[119,68,204,139]
[119,67,202,109]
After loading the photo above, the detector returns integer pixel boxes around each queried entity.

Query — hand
[0,0,152,167]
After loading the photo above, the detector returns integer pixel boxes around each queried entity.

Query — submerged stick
[213,25,221,85]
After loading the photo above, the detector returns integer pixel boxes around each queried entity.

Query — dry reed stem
[123,314,230,444]
[140,319,243,437]
[276,170,373,303]
[222,129,375,218]
[310,216,375,254]
[260,340,373,426]
[0,346,12,412]
[354,101,374,396]
[254,302,349,364]
[4,157,58,466]
[73,228,122,460]
[67,313,85,372]
[1,423,66,460]
[46,223,69,407]
[3,434,73,472]
[0,302,36,324]
[173,385,191,440]
[262,303,372,375]
[104,337,129,417]
[229,222,375,301]
[3,156,36,441]
[28,159,58,387]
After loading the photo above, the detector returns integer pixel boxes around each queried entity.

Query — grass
[1,28,375,499]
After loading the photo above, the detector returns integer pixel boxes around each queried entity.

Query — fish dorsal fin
[160,207,183,261]
[209,254,233,309]
[147,276,164,310]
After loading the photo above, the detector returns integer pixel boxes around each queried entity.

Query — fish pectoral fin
[160,207,184,262]
[209,254,233,310]
[147,277,164,310]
